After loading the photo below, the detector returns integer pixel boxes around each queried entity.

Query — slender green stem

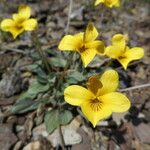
[58,118,66,150]
[33,35,51,73]
[57,1,74,149]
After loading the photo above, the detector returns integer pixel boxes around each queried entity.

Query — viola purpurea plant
[0,5,37,39]
[0,0,145,140]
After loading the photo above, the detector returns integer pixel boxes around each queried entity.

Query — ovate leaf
[44,109,73,134]
[44,109,59,134]
[60,110,73,125]
[49,57,67,68]
[11,98,39,114]
[67,72,85,84]
[19,79,49,100]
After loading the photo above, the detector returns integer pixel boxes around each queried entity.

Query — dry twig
[65,0,73,34]
[119,83,150,92]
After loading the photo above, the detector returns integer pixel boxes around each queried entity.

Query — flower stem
[33,35,51,74]
[58,123,66,150]
[55,1,73,149]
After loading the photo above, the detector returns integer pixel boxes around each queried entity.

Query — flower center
[15,19,25,30]
[79,45,86,53]
[89,98,102,112]
[16,24,23,30]
[118,55,126,59]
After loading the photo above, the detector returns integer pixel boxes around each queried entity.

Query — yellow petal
[112,34,126,50]
[98,70,119,95]
[23,19,38,31]
[64,85,94,106]
[114,0,120,7]
[81,101,112,127]
[86,40,105,55]
[105,0,120,7]
[100,92,131,112]
[10,27,24,39]
[81,48,97,67]
[125,47,144,60]
[95,0,104,6]
[58,33,83,51]
[0,19,15,31]
[12,13,22,22]
[118,47,144,70]
[84,22,98,42]
[12,13,18,20]
[105,46,119,59]
[18,5,31,20]
[106,34,126,59]
[86,75,102,95]
[118,58,130,70]
[0,19,24,39]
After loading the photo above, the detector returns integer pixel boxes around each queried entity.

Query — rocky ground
[0,0,150,150]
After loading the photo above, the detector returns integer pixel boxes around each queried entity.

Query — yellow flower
[64,70,130,127]
[105,34,144,69]
[95,0,120,7]
[58,22,105,67]
[0,5,38,39]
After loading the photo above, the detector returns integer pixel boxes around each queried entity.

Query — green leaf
[30,52,41,60]
[37,75,48,84]
[49,57,67,68]
[11,98,53,114]
[19,79,49,100]
[26,65,47,78]
[48,73,56,85]
[44,109,73,134]
[37,71,48,84]
[67,71,85,84]
[25,64,39,71]
[11,98,39,114]
[60,110,73,125]
[44,109,59,134]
